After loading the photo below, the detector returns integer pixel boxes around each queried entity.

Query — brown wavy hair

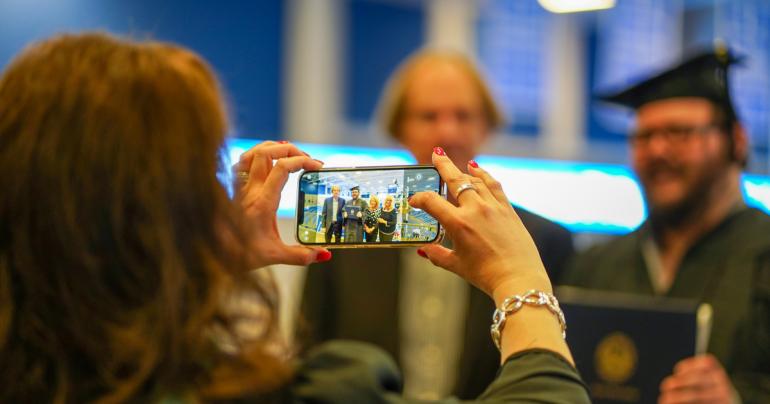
[0,33,289,402]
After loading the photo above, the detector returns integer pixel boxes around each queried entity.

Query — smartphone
[296,165,445,247]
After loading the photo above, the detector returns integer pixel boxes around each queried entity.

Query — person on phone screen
[322,185,345,243]
[301,50,574,399]
[364,195,381,243]
[378,195,398,242]
[342,185,367,243]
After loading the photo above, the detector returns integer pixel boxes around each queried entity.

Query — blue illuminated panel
[590,0,684,138]
[226,139,770,234]
[718,1,770,151]
[743,174,770,213]
[477,0,549,134]
[473,156,646,234]
[345,1,423,123]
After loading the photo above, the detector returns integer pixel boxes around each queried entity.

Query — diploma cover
[556,287,712,404]
[344,205,361,218]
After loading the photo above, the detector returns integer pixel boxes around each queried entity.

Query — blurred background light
[225,139,770,235]
[537,0,616,14]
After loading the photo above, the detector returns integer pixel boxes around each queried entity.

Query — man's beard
[647,188,708,229]
[644,160,727,230]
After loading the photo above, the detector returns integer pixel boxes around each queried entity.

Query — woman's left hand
[232,141,331,268]
[408,150,550,298]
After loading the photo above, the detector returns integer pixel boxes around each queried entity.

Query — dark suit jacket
[299,206,574,399]
[322,197,345,230]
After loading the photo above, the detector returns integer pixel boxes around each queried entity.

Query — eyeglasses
[628,124,721,148]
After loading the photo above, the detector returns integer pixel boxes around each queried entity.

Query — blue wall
[0,0,283,137]
[345,1,424,123]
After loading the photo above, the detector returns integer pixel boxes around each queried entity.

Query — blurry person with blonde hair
[302,49,574,399]
[363,194,381,243]
[379,50,503,170]
[377,195,398,242]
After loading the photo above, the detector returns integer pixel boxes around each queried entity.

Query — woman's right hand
[408,149,551,300]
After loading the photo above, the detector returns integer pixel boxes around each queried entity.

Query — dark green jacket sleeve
[730,250,770,403]
[290,340,590,404]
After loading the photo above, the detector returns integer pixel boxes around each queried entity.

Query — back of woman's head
[0,32,286,402]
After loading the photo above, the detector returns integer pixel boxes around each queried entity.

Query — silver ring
[237,171,250,182]
[455,182,477,197]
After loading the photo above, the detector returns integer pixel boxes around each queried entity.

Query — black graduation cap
[597,44,742,118]
[350,185,360,192]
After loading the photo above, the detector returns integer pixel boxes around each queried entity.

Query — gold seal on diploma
[595,332,637,384]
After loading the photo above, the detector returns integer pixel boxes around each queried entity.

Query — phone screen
[296,166,442,246]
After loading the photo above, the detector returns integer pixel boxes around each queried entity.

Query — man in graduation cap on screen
[563,45,770,403]
[342,185,367,243]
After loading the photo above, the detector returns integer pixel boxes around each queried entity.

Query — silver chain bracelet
[490,290,567,350]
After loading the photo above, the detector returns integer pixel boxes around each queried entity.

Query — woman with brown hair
[0,33,588,403]
[0,32,325,403]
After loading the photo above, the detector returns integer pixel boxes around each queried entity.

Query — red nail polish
[417,249,428,259]
[468,160,479,168]
[278,140,289,144]
[316,250,332,262]
[433,147,445,156]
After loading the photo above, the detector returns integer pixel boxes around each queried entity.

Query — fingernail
[314,159,325,165]
[316,250,332,262]
[468,160,479,168]
[302,151,310,157]
[278,140,289,144]
[433,147,445,156]
[417,249,428,259]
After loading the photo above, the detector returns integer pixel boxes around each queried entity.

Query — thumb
[279,246,332,266]
[417,244,459,273]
